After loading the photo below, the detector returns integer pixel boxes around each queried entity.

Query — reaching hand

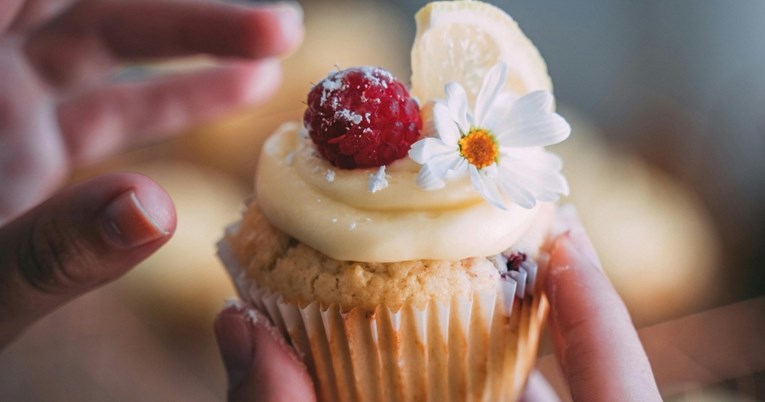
[521,206,662,401]
[0,0,303,348]
[216,300,317,402]
[215,207,662,402]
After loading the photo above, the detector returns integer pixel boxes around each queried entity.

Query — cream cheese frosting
[255,122,547,263]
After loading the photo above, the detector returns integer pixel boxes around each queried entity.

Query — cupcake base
[219,237,548,402]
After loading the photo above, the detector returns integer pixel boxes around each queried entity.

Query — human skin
[0,0,303,348]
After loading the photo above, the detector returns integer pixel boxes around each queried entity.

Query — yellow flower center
[458,129,499,169]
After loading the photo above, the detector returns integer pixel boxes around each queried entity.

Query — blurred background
[1,0,764,400]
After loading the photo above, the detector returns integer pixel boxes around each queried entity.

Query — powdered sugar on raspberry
[335,109,363,125]
[304,66,422,169]
[318,68,392,108]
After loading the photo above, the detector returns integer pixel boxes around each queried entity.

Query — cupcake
[218,1,571,401]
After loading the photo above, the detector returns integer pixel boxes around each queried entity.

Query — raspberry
[507,252,527,271]
[303,66,422,169]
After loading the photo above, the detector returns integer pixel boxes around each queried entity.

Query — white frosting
[255,123,546,263]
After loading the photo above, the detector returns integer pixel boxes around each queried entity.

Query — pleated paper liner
[219,238,549,402]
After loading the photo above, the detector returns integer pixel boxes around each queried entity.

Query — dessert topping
[410,0,553,107]
[304,67,422,169]
[409,62,570,210]
[367,166,389,193]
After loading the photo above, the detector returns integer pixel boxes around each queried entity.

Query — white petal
[500,156,569,198]
[516,90,555,114]
[495,170,537,209]
[502,114,570,147]
[496,91,571,147]
[502,148,563,172]
[445,157,469,180]
[433,102,460,145]
[492,147,570,208]
[469,165,507,209]
[534,170,569,197]
[417,161,448,189]
[408,138,455,164]
[445,82,470,133]
[482,163,499,178]
[416,164,446,190]
[515,168,567,199]
[417,153,461,190]
[481,92,516,132]
[418,152,462,188]
[474,62,508,126]
[495,91,521,106]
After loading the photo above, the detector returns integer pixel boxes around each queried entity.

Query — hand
[216,300,317,402]
[521,206,662,401]
[0,0,303,348]
[215,207,662,402]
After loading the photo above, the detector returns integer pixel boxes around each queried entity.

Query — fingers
[57,60,281,166]
[0,173,175,348]
[0,0,25,33]
[99,1,303,60]
[24,0,303,89]
[7,0,76,32]
[215,301,316,402]
[545,206,661,401]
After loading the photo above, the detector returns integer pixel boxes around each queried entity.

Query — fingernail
[272,2,304,52]
[247,306,295,356]
[556,204,602,271]
[101,190,171,249]
[216,299,254,388]
[273,1,303,25]
[243,58,282,102]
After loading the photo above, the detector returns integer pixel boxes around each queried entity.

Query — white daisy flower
[408,62,571,209]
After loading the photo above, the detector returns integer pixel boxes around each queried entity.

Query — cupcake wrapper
[218,237,548,402]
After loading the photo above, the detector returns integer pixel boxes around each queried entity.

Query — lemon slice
[411,0,552,105]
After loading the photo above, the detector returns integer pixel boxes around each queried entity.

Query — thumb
[215,300,316,402]
[0,173,175,348]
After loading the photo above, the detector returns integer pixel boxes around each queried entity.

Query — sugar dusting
[335,109,363,125]
[368,165,389,193]
[318,66,395,109]
[320,72,345,106]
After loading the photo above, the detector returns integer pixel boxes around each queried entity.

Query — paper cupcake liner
[218,237,548,402]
